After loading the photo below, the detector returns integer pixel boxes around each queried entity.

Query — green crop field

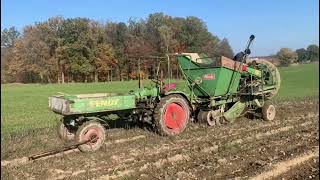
[1,64,318,136]
[277,64,319,99]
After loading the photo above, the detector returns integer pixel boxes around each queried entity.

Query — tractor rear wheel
[262,102,276,121]
[57,120,75,141]
[76,121,106,152]
[153,94,190,136]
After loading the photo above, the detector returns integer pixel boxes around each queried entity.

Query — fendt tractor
[49,35,281,152]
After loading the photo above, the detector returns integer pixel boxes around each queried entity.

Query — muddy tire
[262,102,276,121]
[154,94,190,136]
[57,120,75,141]
[76,121,106,152]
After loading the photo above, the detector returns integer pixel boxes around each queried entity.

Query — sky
[1,0,319,56]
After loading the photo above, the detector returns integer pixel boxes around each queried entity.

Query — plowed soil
[1,99,319,180]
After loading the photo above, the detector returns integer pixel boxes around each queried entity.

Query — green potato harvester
[49,35,281,152]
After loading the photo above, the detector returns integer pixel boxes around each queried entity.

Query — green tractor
[49,35,280,152]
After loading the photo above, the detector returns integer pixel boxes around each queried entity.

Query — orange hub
[164,102,187,133]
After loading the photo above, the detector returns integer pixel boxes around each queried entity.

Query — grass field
[1,64,318,136]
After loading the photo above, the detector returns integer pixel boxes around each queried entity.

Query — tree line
[1,13,234,84]
[276,45,319,66]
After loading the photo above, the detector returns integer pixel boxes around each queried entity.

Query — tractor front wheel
[262,102,276,121]
[154,94,190,136]
[76,121,106,152]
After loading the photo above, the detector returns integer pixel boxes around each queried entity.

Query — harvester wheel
[154,94,190,136]
[198,110,222,126]
[206,111,217,126]
[57,120,75,141]
[262,102,276,121]
[209,110,223,126]
[76,121,106,152]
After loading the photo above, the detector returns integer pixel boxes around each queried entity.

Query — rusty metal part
[28,137,98,161]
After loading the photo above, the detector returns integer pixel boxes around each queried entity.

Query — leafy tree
[295,48,309,62]
[93,43,116,82]
[1,27,20,48]
[158,25,173,53]
[178,16,206,52]
[276,48,298,66]
[57,18,95,82]
[145,13,170,52]
[1,27,21,83]
[5,26,46,83]
[105,22,130,80]
[215,38,234,58]
[306,44,319,62]
[1,13,239,83]
[7,39,28,82]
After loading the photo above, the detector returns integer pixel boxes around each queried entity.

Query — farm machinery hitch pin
[28,137,98,161]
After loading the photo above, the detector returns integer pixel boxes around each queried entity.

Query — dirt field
[1,99,319,180]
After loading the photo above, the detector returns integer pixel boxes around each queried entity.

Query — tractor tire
[262,102,276,121]
[57,120,75,141]
[76,121,106,152]
[153,94,190,136]
[255,59,281,99]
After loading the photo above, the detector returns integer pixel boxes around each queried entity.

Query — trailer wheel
[76,121,106,152]
[154,94,190,136]
[57,120,75,141]
[262,102,276,121]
